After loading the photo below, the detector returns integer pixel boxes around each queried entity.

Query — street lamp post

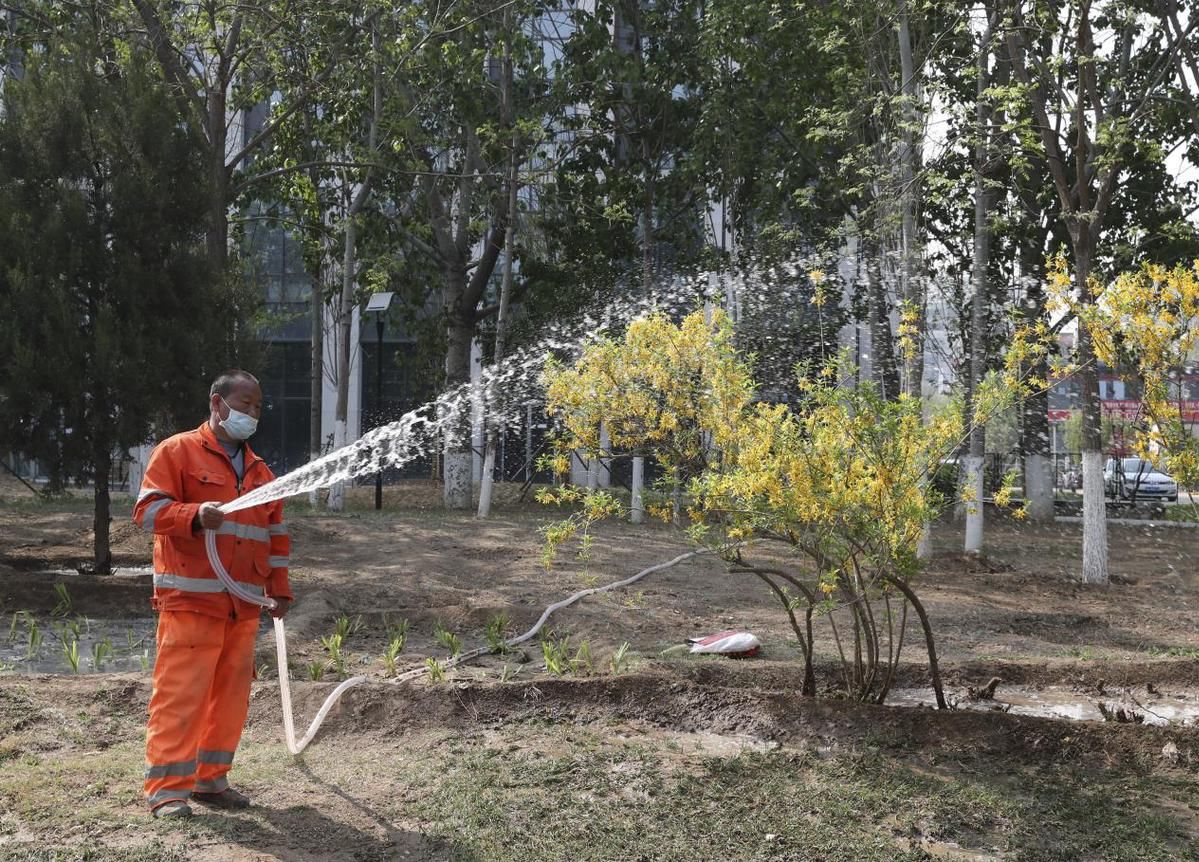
[365,292,395,511]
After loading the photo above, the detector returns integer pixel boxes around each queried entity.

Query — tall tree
[1004,0,1189,583]
[0,27,246,572]
[125,0,353,276]
[378,0,559,509]
[965,8,1001,554]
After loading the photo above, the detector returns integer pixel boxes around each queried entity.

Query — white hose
[204,527,366,755]
[204,521,705,754]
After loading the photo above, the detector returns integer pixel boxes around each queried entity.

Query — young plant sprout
[51,583,72,618]
[424,657,446,683]
[320,632,346,677]
[91,638,112,670]
[61,636,80,673]
[25,616,42,660]
[382,613,409,645]
[333,614,364,641]
[609,642,632,675]
[433,622,462,658]
[541,633,572,676]
[484,613,510,654]
[381,637,405,678]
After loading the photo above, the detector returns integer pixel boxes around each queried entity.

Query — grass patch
[0,845,185,862]
[399,728,1198,862]
[1146,645,1199,660]
[1161,502,1199,523]
[0,686,1195,861]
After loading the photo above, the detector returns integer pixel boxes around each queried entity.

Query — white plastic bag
[687,630,761,657]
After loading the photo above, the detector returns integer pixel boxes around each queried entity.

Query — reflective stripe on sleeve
[142,498,171,532]
[216,522,270,543]
[268,522,288,536]
[137,488,174,503]
[144,759,196,780]
[268,556,289,569]
[153,573,265,596]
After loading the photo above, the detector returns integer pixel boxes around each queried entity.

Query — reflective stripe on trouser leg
[194,775,230,793]
[144,759,196,780]
[195,614,258,794]
[145,611,226,808]
[147,788,192,807]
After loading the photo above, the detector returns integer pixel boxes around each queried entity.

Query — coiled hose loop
[204,526,366,755]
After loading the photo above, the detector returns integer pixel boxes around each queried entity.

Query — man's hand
[196,502,224,531]
[268,598,292,619]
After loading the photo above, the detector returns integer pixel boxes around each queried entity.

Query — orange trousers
[144,609,259,810]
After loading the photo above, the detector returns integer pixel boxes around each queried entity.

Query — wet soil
[1,487,1198,860]
[2,488,1197,684]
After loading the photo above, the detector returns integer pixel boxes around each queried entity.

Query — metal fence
[2,451,133,493]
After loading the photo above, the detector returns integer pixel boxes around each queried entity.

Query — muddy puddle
[1,614,156,674]
[889,685,1199,726]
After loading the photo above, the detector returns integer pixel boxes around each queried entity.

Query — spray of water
[223,261,833,514]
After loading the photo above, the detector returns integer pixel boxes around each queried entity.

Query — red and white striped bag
[687,630,761,658]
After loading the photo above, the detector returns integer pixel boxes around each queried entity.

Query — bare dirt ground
[1,484,1197,861]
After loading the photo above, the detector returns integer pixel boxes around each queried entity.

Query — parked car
[1103,457,1178,502]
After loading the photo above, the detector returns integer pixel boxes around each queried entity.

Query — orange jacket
[133,422,292,620]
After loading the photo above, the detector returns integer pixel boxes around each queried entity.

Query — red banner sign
[1048,402,1199,422]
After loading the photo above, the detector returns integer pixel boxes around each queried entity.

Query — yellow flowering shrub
[539,310,967,705]
[542,309,753,470]
[1053,257,1199,491]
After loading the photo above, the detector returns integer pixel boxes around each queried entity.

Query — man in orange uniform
[133,370,292,819]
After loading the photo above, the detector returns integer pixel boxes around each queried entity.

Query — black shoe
[192,788,251,809]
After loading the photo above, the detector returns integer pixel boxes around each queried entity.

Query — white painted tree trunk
[1081,449,1109,584]
[917,519,932,559]
[1024,453,1054,521]
[470,339,484,487]
[964,454,985,553]
[443,446,472,509]
[327,419,347,511]
[477,444,497,518]
[630,455,645,524]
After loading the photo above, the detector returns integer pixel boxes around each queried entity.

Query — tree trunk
[1019,244,1054,521]
[93,444,112,575]
[886,575,946,709]
[865,237,900,401]
[327,33,380,511]
[630,455,645,523]
[310,261,325,457]
[965,20,994,554]
[308,146,329,491]
[443,279,475,510]
[328,199,361,512]
[1075,242,1108,584]
[479,20,520,519]
[206,86,229,276]
[896,0,923,398]
[642,172,654,294]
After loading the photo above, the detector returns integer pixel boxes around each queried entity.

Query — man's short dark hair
[209,369,259,399]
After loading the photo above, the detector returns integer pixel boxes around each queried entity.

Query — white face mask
[219,397,258,440]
